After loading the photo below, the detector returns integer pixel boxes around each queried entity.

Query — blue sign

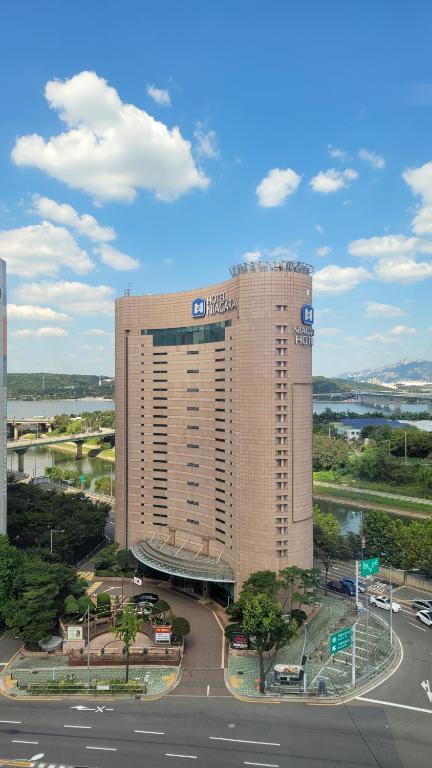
[301,304,314,325]
[192,298,206,318]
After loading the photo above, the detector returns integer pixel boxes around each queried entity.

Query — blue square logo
[192,298,206,318]
[301,304,314,325]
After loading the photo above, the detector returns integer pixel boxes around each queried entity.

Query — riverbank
[313,482,432,519]
[49,441,115,464]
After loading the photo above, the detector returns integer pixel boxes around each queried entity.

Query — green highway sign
[79,475,86,484]
[329,627,352,655]
[361,556,380,577]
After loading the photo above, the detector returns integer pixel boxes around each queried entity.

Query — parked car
[231,633,249,649]
[133,592,159,605]
[327,580,355,596]
[369,595,401,612]
[416,610,432,627]
[340,577,367,593]
[412,598,432,612]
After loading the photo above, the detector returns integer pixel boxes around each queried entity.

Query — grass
[313,482,432,514]
[313,471,431,501]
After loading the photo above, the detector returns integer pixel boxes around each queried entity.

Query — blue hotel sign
[192,292,237,318]
[192,298,206,318]
[301,304,314,325]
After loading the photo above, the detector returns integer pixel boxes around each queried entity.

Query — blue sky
[1,0,432,377]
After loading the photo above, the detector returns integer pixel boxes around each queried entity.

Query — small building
[333,417,408,441]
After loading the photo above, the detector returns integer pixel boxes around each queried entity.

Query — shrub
[171,617,190,639]
[93,542,119,570]
[224,622,243,640]
[151,600,170,616]
[290,609,307,626]
[116,548,134,572]
[97,592,111,608]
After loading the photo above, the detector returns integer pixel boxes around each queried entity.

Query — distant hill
[339,359,432,385]
[312,376,393,394]
[7,373,114,400]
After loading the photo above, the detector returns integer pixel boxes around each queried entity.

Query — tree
[95,476,115,496]
[242,592,297,694]
[115,548,134,572]
[4,567,59,648]
[94,542,119,571]
[242,570,281,597]
[171,617,190,639]
[0,535,23,621]
[111,605,141,682]
[313,434,351,472]
[418,466,432,499]
[313,506,350,593]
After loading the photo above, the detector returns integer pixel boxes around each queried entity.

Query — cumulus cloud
[348,234,418,259]
[365,302,405,318]
[327,145,347,161]
[7,304,70,322]
[243,249,262,263]
[310,168,358,194]
[15,280,115,315]
[314,264,371,294]
[81,328,112,336]
[31,195,115,242]
[12,326,69,338]
[315,245,332,258]
[194,122,219,159]
[358,148,385,169]
[0,221,93,277]
[349,233,432,284]
[403,161,432,234]
[256,167,301,207]
[146,83,171,106]
[95,244,139,270]
[366,325,418,344]
[374,258,432,283]
[315,224,325,234]
[241,244,300,263]
[317,327,343,336]
[12,71,208,203]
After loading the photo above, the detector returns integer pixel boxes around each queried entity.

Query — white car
[416,609,432,627]
[369,595,401,613]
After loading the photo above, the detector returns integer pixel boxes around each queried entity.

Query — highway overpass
[7,428,115,471]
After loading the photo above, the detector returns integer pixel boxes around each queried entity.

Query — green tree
[66,419,83,435]
[5,568,59,648]
[94,476,115,496]
[93,542,119,571]
[111,605,141,682]
[115,548,134,572]
[418,466,432,498]
[313,506,350,592]
[171,617,190,639]
[313,434,351,472]
[242,570,281,597]
[0,535,23,621]
[242,592,297,694]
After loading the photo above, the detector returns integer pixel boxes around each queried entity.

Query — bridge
[354,390,432,414]
[7,416,55,440]
[7,428,115,472]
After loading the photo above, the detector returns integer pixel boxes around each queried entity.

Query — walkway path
[315,481,432,505]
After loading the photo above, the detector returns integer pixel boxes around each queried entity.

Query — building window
[187,387,199,393]
[187,518,199,525]
[187,499,199,506]
[187,481,199,487]
[141,321,231,346]
[187,369,199,373]
[187,443,199,449]
[276,304,287,311]
[187,406,199,411]
[187,462,199,467]
[187,350,199,355]
[187,425,199,430]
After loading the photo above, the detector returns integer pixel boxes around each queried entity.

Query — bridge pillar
[13,425,19,440]
[14,448,28,473]
[74,440,84,460]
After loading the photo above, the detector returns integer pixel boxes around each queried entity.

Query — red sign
[155,626,171,634]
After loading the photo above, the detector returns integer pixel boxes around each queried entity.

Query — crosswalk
[77,569,94,581]
[325,562,389,594]
[87,581,102,596]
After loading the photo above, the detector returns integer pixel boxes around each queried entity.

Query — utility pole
[389,563,393,645]
[404,431,407,466]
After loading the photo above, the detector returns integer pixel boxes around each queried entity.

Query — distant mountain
[339,359,432,384]
[7,373,114,400]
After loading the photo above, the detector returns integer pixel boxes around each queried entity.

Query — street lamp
[49,528,65,555]
[79,606,91,688]
[380,550,393,645]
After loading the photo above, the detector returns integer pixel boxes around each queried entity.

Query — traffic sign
[79,475,86,484]
[361,556,380,577]
[329,626,352,655]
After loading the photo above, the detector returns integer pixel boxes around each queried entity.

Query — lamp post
[49,528,65,555]
[79,606,91,687]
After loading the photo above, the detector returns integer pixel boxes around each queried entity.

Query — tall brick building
[115,260,314,599]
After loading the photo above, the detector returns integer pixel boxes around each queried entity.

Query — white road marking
[12,739,39,744]
[407,621,426,631]
[166,754,197,759]
[207,684,210,696]
[86,745,117,751]
[357,696,432,714]
[64,724,92,729]
[0,719,21,723]
[209,737,280,746]
[134,729,165,735]
[244,763,279,767]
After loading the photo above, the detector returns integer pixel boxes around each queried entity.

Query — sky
[1,0,432,377]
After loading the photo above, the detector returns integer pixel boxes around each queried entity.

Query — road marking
[244,763,279,767]
[209,737,280,746]
[87,581,102,595]
[357,696,432,714]
[134,729,165,735]
[12,740,39,744]
[206,684,210,696]
[0,719,22,723]
[64,724,92,729]
[421,680,432,703]
[407,621,426,631]
[165,754,197,759]
[212,609,226,668]
[86,745,117,751]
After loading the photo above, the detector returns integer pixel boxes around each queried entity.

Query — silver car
[416,609,432,627]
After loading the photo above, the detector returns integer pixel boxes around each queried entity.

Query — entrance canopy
[132,538,235,583]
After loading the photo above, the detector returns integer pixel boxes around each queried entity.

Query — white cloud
[374,257,432,283]
[15,280,115,315]
[31,195,115,242]
[12,71,208,203]
[241,244,300,263]
[314,264,371,294]
[244,249,262,263]
[194,122,219,159]
[358,148,385,169]
[7,304,70,322]
[366,325,418,344]
[403,161,432,234]
[314,308,336,320]
[315,224,325,234]
[12,326,69,338]
[81,328,112,336]
[256,167,301,207]
[146,83,171,106]
[310,168,358,194]
[348,234,417,259]
[365,302,405,318]
[317,327,343,336]
[327,144,347,161]
[0,221,93,277]
[315,245,332,258]
[95,244,139,270]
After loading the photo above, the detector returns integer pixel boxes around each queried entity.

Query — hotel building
[0,259,6,535]
[115,260,314,599]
